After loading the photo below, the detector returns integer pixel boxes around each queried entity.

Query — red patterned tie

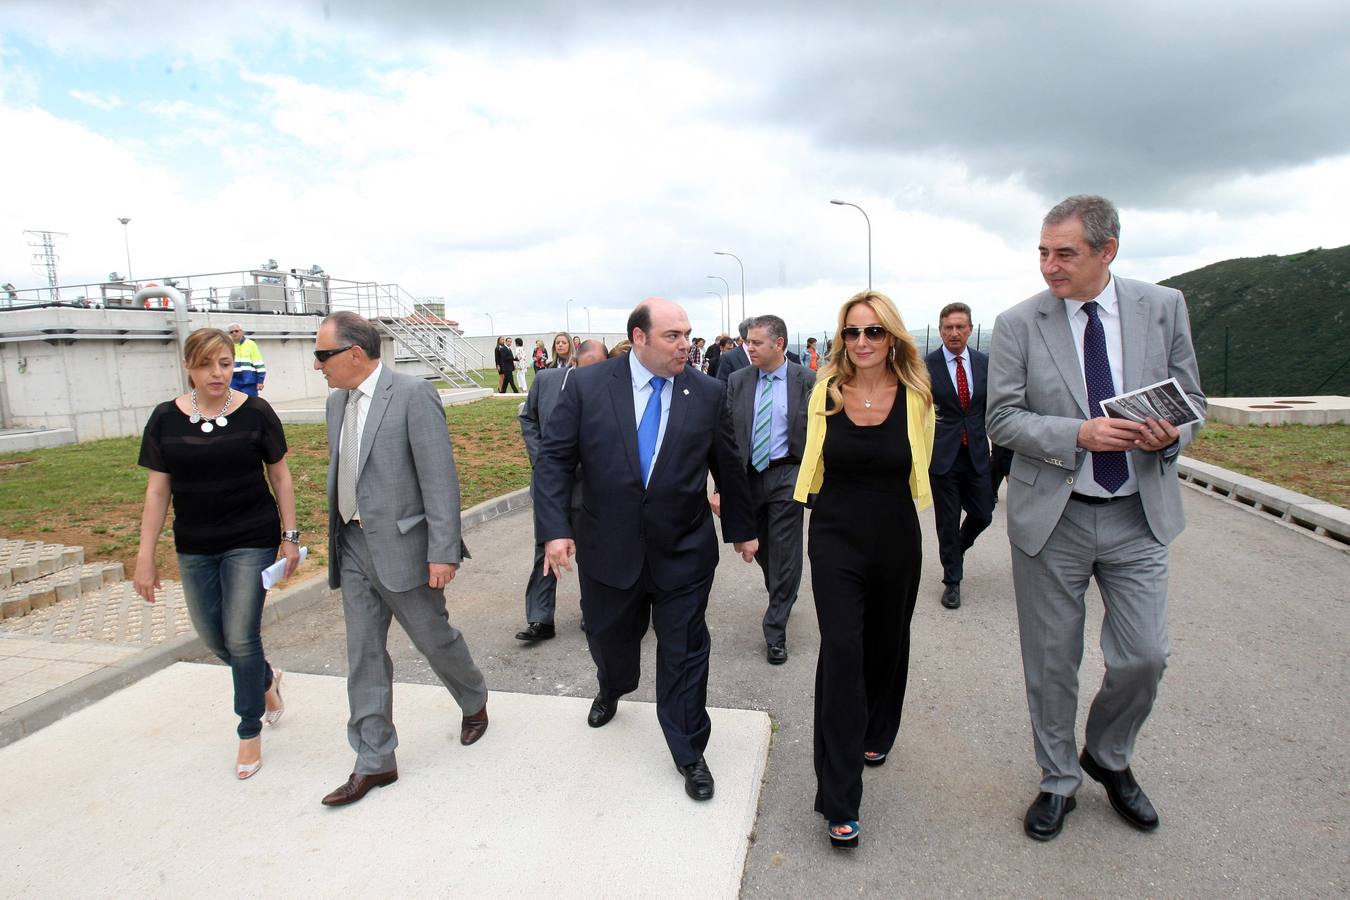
[955,355,970,446]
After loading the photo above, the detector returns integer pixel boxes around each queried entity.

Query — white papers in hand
[261,546,308,589]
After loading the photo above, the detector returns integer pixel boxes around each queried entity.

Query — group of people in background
[496,332,580,393]
[134,194,1204,855]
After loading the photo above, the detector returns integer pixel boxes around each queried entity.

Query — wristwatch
[281,530,301,545]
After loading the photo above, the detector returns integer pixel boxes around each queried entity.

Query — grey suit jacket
[726,361,815,468]
[519,366,583,509]
[325,367,464,592]
[986,276,1205,556]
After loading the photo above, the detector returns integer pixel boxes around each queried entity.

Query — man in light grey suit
[514,339,608,642]
[717,315,815,664]
[988,195,1204,841]
[313,311,489,808]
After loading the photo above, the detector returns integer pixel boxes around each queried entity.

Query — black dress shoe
[587,694,618,728]
[766,642,788,665]
[676,756,715,801]
[1080,750,1160,830]
[941,583,961,609]
[514,622,556,642]
[321,770,399,807]
[1024,791,1076,841]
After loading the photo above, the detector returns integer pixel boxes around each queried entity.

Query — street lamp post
[582,305,592,336]
[117,217,134,284]
[713,250,745,323]
[706,275,731,335]
[829,199,871,290]
[484,312,494,335]
[705,291,726,337]
[566,298,575,334]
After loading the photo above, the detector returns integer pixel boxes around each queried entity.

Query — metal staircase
[327,280,485,389]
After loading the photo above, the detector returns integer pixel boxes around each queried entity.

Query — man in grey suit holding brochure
[313,311,489,807]
[987,195,1205,842]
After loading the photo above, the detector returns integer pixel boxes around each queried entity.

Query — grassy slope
[0,398,531,580]
[1161,244,1350,397]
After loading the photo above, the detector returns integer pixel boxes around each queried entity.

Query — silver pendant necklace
[189,389,233,433]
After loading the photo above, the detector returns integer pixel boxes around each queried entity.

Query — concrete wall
[0,308,345,441]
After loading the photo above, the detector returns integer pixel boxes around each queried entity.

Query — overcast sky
[2,0,1348,338]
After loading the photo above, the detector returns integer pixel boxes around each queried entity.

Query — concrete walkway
[1,477,1346,896]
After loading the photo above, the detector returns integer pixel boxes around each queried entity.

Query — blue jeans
[177,545,278,739]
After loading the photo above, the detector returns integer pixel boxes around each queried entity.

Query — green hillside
[1161,245,1350,397]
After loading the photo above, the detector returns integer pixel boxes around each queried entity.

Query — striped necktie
[750,373,775,472]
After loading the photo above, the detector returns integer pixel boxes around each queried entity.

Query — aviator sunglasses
[840,325,888,342]
[313,345,355,362]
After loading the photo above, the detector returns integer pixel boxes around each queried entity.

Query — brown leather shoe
[321,770,398,807]
[461,703,489,745]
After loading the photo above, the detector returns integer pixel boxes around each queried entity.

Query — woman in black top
[793,291,935,849]
[134,328,300,780]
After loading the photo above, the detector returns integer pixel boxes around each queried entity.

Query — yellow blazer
[792,377,935,510]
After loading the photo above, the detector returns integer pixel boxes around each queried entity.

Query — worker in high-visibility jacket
[226,323,266,396]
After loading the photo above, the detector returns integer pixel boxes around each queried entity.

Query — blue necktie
[637,375,666,486]
[1082,301,1128,493]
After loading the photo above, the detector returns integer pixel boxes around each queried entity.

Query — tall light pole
[566,297,575,334]
[117,217,134,283]
[706,275,731,335]
[713,250,744,324]
[484,311,494,334]
[705,291,726,337]
[582,305,592,335]
[829,199,871,290]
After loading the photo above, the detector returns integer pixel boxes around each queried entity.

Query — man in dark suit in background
[717,314,814,664]
[534,298,758,802]
[514,339,609,642]
[924,302,995,611]
[715,318,753,383]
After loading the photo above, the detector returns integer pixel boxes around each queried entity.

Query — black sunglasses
[841,325,888,342]
[313,345,355,362]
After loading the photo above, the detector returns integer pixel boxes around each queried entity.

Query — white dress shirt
[1063,278,1137,497]
[339,363,384,519]
[628,352,672,480]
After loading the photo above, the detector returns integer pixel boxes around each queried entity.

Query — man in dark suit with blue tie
[924,302,994,611]
[534,297,759,802]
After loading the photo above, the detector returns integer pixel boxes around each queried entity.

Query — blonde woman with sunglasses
[793,291,934,849]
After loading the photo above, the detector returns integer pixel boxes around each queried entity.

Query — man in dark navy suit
[925,302,994,610]
[534,297,758,802]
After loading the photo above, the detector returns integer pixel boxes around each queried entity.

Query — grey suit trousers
[339,522,488,773]
[1011,494,1170,795]
[748,463,804,646]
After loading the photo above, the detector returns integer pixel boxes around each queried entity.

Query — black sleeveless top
[820,387,913,499]
[138,396,288,554]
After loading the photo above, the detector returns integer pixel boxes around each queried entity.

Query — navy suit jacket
[715,345,750,383]
[925,347,991,476]
[533,353,755,591]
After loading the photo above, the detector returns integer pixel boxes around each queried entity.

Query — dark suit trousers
[523,541,557,624]
[579,566,714,766]
[930,444,994,585]
[749,464,804,645]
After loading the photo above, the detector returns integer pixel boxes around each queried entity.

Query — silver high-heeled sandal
[263,669,284,727]
[237,738,262,780]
